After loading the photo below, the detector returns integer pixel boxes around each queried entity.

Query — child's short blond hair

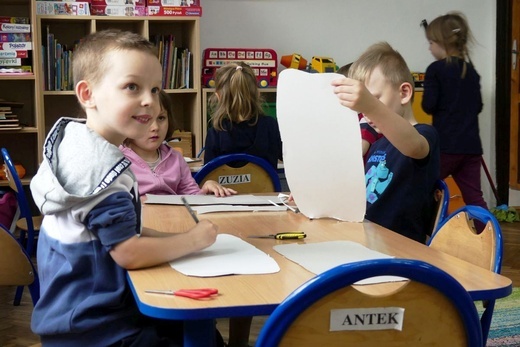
[72,29,158,88]
[349,41,414,95]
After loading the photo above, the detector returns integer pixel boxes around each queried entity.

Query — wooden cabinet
[0,0,38,187]
[412,88,433,125]
[33,12,202,158]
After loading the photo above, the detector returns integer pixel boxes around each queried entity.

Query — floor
[1,220,519,347]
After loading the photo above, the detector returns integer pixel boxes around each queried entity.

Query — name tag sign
[218,174,251,185]
[330,307,405,331]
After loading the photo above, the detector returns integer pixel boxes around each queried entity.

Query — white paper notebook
[276,69,366,221]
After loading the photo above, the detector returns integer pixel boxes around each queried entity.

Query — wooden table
[127,203,513,347]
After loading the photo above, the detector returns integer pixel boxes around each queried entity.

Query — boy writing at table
[332,42,440,243]
[30,29,223,346]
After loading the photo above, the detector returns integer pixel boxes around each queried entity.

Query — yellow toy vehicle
[309,56,337,73]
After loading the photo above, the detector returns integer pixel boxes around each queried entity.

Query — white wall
[200,0,497,206]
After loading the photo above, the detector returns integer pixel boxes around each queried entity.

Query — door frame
[496,0,512,204]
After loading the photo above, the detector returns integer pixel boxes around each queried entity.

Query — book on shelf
[0,50,28,58]
[0,17,29,25]
[0,42,32,51]
[0,58,22,66]
[46,25,54,90]
[0,33,31,43]
[0,23,31,34]
[0,66,32,74]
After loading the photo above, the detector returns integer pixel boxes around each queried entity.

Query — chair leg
[18,229,27,248]
[480,301,495,344]
[13,285,24,306]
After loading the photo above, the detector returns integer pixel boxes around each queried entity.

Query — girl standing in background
[422,11,488,211]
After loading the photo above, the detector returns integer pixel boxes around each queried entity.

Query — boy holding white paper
[332,41,440,243]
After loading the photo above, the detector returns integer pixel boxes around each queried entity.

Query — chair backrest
[0,223,39,305]
[1,148,37,255]
[256,258,483,347]
[428,205,503,274]
[194,153,281,193]
[431,179,450,235]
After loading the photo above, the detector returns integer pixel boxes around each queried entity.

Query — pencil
[181,196,199,224]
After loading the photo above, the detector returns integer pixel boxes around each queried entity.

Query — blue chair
[256,258,483,347]
[1,148,42,305]
[428,205,502,342]
[0,223,39,306]
[194,154,281,193]
[431,179,450,235]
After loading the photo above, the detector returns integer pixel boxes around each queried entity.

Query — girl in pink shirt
[120,91,236,197]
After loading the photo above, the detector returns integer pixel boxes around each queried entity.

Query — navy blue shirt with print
[364,124,440,243]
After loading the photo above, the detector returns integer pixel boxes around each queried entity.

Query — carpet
[485,287,520,346]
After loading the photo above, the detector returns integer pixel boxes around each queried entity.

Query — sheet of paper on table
[276,69,366,222]
[170,234,280,277]
[145,194,281,205]
[273,241,406,285]
[184,157,202,163]
[193,205,287,214]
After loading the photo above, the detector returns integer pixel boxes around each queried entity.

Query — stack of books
[0,17,32,75]
[0,103,21,130]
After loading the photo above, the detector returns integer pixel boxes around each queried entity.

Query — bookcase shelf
[0,1,38,185]
[34,10,203,158]
[0,74,35,81]
[0,2,204,188]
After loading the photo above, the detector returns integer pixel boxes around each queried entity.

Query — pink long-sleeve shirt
[120,143,203,197]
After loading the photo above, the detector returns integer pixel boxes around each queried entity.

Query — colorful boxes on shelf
[147,5,202,16]
[36,2,91,16]
[90,5,147,16]
[35,0,202,17]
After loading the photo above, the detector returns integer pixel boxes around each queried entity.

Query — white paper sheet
[169,234,280,277]
[273,241,406,285]
[145,194,281,205]
[193,205,287,214]
[276,70,366,221]
[184,157,202,163]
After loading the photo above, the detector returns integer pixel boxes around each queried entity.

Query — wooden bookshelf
[34,11,203,158]
[0,0,38,186]
[1,1,204,187]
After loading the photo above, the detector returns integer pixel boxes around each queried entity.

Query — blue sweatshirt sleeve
[84,191,138,250]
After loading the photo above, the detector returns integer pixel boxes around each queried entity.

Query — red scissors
[145,288,218,299]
